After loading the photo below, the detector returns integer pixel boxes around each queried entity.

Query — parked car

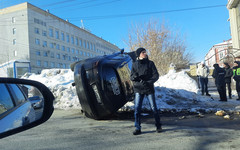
[71,51,135,119]
[0,78,54,139]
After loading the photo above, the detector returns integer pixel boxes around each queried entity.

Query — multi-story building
[205,39,232,67]
[0,2,120,74]
[227,0,240,58]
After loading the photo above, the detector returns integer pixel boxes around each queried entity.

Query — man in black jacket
[212,64,227,101]
[223,62,233,99]
[130,47,162,135]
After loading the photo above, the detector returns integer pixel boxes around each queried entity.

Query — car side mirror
[0,78,54,139]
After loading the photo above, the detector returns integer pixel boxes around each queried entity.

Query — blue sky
[0,0,230,62]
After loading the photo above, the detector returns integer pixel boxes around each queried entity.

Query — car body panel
[0,101,35,133]
[72,52,134,119]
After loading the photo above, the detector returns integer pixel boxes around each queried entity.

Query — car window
[7,84,26,106]
[0,84,14,114]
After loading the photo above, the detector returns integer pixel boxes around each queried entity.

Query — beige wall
[228,0,240,52]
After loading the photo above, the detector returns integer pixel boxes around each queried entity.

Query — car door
[0,83,35,133]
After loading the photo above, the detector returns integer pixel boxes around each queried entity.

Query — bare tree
[126,19,192,75]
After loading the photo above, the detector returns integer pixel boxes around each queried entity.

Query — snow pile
[22,69,80,110]
[22,69,240,113]
[122,70,240,113]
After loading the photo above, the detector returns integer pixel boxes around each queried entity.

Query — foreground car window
[0,84,14,114]
[7,84,26,105]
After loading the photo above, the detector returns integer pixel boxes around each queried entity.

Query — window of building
[43,41,47,47]
[35,39,40,45]
[66,34,70,43]
[13,39,16,45]
[50,43,54,48]
[14,50,17,56]
[42,30,47,36]
[56,44,60,50]
[51,62,55,68]
[93,44,96,51]
[79,39,82,47]
[83,40,86,48]
[75,37,79,46]
[57,63,61,68]
[55,30,59,39]
[63,64,66,68]
[71,48,75,53]
[34,28,40,34]
[43,51,48,57]
[62,46,65,51]
[49,28,53,37]
[84,52,86,56]
[61,32,65,41]
[13,28,16,35]
[87,42,89,49]
[63,55,66,60]
[44,61,48,67]
[36,51,41,56]
[36,60,41,66]
[80,51,83,55]
[67,47,70,52]
[57,54,60,59]
[12,17,15,23]
[71,36,74,44]
[50,52,54,58]
[90,43,92,50]
[68,56,71,61]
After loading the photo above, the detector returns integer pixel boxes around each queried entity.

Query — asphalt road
[1,109,240,150]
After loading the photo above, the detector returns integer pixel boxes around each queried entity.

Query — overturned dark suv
[71,51,135,119]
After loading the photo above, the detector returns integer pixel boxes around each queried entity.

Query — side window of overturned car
[0,84,14,114]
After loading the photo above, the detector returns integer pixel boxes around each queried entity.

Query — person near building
[212,64,227,102]
[233,61,240,100]
[130,47,162,135]
[223,62,233,99]
[197,61,211,96]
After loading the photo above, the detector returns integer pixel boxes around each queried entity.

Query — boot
[206,93,211,96]
[237,93,240,101]
[156,126,163,133]
[133,129,141,135]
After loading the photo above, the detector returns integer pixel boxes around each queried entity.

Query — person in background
[233,61,240,100]
[130,47,162,135]
[212,64,227,102]
[197,61,211,96]
[223,62,233,99]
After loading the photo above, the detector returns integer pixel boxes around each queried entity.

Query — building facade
[205,39,232,67]
[0,2,120,74]
[227,0,240,58]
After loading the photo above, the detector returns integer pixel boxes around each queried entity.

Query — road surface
[1,109,240,150]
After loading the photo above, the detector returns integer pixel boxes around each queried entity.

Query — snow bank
[22,69,80,110]
[22,69,240,113]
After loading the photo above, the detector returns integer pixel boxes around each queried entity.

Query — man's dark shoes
[237,98,240,101]
[206,93,211,96]
[133,129,141,135]
[156,127,163,133]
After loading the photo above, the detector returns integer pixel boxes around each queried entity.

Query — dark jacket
[212,65,226,86]
[224,66,233,83]
[130,58,159,94]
